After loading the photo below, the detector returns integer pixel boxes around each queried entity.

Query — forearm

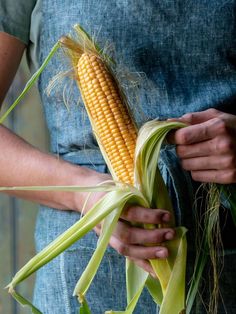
[0,33,90,211]
[0,124,94,211]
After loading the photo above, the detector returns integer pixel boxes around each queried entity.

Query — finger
[176,142,211,158]
[128,257,156,277]
[109,235,169,259]
[176,136,236,158]
[191,169,236,184]
[174,117,227,145]
[114,221,175,245]
[121,206,171,224]
[178,108,222,125]
[181,155,236,171]
[179,110,236,134]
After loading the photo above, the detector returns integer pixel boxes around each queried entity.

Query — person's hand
[95,205,174,277]
[169,108,236,184]
[79,168,175,277]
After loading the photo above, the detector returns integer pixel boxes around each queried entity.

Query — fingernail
[164,231,175,240]
[150,272,157,278]
[162,213,170,222]
[155,249,167,258]
[167,118,178,121]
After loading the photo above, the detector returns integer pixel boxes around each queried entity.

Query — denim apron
[33,1,236,313]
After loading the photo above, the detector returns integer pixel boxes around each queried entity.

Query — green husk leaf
[0,182,119,193]
[158,227,187,314]
[8,288,42,313]
[0,41,60,124]
[145,275,163,305]
[79,296,92,314]
[75,208,124,297]
[105,267,148,314]
[134,120,188,314]
[7,188,138,290]
[126,260,148,304]
[74,190,148,297]
[135,120,187,217]
[186,251,207,314]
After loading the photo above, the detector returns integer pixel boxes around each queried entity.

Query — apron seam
[60,252,73,314]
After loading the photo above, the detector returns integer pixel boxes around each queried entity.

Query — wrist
[70,165,111,213]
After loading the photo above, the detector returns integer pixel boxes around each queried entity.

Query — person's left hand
[169,108,236,184]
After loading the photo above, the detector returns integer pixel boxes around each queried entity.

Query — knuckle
[155,234,164,243]
[124,206,142,222]
[119,227,131,244]
[207,108,219,116]
[178,130,189,144]
[222,138,234,153]
[176,145,185,157]
[213,118,227,134]
[122,208,132,220]
[140,211,151,223]
[153,211,162,223]
[182,112,194,121]
[210,138,218,153]
[146,209,163,223]
[224,155,236,168]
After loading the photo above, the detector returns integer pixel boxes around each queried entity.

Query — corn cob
[60,27,138,185]
[77,53,137,185]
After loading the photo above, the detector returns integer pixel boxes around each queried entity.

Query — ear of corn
[59,26,188,314]
[77,52,137,184]
[61,29,137,185]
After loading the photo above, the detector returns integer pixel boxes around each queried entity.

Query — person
[0,1,236,313]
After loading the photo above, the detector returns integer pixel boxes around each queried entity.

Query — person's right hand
[96,205,175,277]
[78,169,175,277]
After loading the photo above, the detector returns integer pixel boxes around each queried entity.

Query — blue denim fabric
[34,1,236,313]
